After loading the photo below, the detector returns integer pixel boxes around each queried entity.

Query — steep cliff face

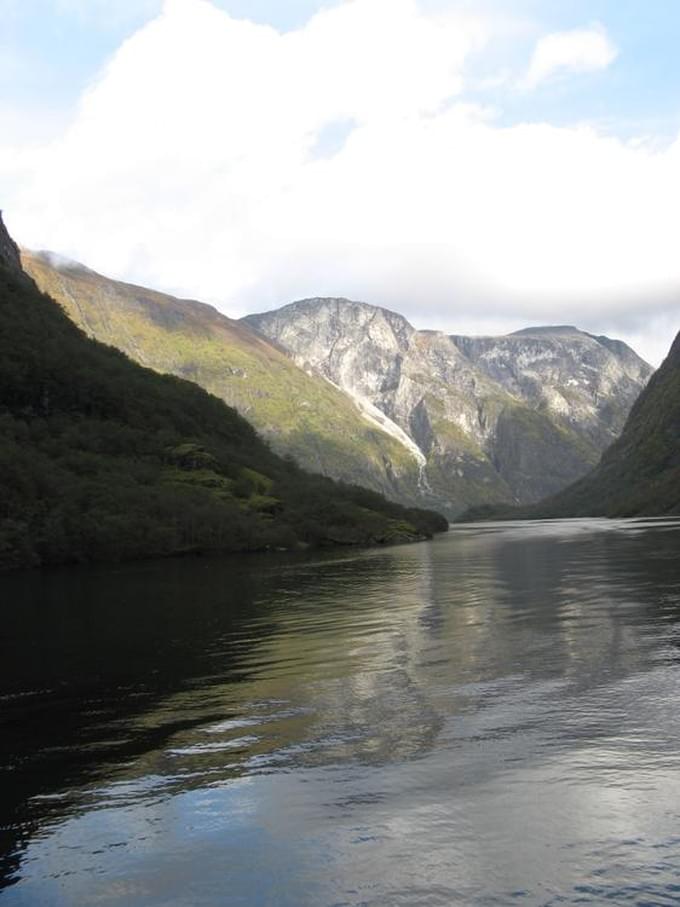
[246,299,653,515]
[451,326,650,450]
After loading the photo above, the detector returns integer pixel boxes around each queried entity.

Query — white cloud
[522,24,618,90]
[1,0,678,366]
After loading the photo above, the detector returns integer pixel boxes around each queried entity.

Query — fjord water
[2,521,680,906]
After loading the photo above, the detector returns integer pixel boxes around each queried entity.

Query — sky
[1,0,680,365]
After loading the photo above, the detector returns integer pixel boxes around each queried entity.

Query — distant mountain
[472,329,679,519]
[0,216,446,570]
[245,299,653,515]
[451,324,649,451]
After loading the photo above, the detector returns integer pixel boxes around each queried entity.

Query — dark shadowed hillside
[0,214,446,570]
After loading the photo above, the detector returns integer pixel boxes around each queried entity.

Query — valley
[24,255,653,518]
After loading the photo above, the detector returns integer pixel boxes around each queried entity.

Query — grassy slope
[0,224,447,571]
[460,331,680,521]
[22,252,421,502]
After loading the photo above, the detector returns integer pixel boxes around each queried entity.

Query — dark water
[2,520,680,906]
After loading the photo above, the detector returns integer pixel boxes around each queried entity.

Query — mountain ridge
[22,253,653,518]
[245,297,653,515]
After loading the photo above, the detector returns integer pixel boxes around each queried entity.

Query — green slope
[0,216,447,570]
[460,330,680,521]
[22,251,422,503]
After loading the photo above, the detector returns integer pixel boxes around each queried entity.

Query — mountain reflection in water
[1,519,680,906]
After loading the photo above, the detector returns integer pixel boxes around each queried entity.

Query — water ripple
[1,519,680,905]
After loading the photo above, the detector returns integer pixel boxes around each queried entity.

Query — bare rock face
[245,300,653,516]
[451,326,650,450]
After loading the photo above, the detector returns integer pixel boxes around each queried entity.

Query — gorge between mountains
[6,3,680,901]
[6,3,680,903]
[23,250,653,520]
[3,215,680,906]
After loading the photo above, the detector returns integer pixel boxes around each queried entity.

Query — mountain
[471,329,679,519]
[22,251,424,504]
[245,299,653,515]
[0,215,446,570]
[23,252,652,519]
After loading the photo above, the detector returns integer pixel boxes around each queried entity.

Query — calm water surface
[2,519,680,906]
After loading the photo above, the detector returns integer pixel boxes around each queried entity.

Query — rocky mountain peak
[248,297,414,346]
[450,327,652,399]
[245,298,416,397]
